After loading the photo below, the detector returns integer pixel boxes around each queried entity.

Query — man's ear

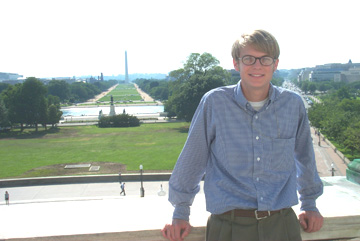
[233,59,240,71]
[273,59,279,72]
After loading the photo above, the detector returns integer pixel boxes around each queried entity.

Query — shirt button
[256,177,259,182]
[257,157,261,161]
[255,115,258,119]
[256,136,259,140]
[260,197,264,201]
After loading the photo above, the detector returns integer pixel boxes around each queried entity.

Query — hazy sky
[1,0,359,78]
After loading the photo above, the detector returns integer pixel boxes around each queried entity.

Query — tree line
[299,79,360,96]
[0,78,117,131]
[135,52,284,122]
[307,85,360,159]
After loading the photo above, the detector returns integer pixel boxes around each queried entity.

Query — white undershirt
[248,97,269,111]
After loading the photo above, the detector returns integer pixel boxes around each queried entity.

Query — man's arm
[169,94,214,220]
[295,99,324,231]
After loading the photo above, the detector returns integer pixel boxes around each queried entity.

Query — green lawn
[0,122,190,179]
[98,84,142,102]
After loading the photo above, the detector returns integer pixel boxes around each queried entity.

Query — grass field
[0,122,190,179]
[98,84,143,102]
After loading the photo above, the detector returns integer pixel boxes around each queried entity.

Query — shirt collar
[234,80,277,109]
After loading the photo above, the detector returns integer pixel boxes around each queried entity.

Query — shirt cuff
[300,199,319,212]
[172,204,191,221]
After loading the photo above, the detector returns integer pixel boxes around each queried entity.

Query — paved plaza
[0,181,209,240]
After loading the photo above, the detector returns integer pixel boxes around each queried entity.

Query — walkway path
[134,84,155,102]
[86,84,118,103]
[310,126,349,177]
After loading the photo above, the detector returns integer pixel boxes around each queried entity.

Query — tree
[0,99,10,129]
[48,104,63,128]
[48,80,71,102]
[301,81,309,94]
[0,83,10,94]
[21,77,48,131]
[308,82,317,94]
[165,53,230,121]
[343,121,360,156]
[38,97,48,131]
[336,86,352,100]
[1,84,26,130]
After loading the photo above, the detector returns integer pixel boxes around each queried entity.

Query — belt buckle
[255,210,271,220]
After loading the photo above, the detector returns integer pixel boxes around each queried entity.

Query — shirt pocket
[269,138,296,172]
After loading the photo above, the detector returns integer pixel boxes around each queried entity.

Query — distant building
[0,72,23,81]
[49,77,76,84]
[335,67,360,83]
[298,60,360,83]
[298,68,314,82]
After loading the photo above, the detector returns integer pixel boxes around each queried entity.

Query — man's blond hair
[231,30,280,62]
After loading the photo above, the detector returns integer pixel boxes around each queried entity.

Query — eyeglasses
[239,55,275,66]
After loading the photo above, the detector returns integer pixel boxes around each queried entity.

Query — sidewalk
[0,181,209,240]
[310,126,349,177]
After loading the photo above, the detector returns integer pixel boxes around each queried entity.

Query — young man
[5,191,9,205]
[120,182,126,196]
[162,30,324,241]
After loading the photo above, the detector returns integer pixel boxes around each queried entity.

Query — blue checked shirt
[169,81,323,221]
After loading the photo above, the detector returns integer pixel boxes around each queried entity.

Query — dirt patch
[21,162,171,178]
[22,162,126,177]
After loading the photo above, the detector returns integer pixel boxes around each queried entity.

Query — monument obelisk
[125,51,129,83]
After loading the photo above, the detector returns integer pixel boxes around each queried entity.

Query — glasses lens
[260,57,274,66]
[241,56,255,65]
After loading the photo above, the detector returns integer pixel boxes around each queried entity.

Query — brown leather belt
[221,209,282,220]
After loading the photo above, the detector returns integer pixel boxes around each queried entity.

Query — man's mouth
[250,74,264,77]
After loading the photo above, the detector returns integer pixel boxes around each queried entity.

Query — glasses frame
[239,55,275,66]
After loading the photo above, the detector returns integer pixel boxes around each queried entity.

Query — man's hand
[161,219,191,241]
[298,210,324,233]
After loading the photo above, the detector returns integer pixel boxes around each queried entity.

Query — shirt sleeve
[294,100,324,212]
[168,93,215,221]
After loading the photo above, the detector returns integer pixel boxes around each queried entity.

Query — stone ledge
[5,217,360,241]
[0,173,172,188]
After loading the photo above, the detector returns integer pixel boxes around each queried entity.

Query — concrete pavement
[0,181,209,240]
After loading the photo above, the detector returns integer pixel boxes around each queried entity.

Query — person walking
[5,191,9,205]
[120,182,126,196]
[162,29,323,241]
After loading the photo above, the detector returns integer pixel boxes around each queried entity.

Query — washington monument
[125,51,129,83]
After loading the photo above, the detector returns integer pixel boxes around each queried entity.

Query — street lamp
[140,164,145,197]
[330,163,336,176]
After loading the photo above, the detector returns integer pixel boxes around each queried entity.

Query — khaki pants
[206,208,301,241]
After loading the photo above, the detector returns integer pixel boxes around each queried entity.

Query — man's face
[233,44,279,99]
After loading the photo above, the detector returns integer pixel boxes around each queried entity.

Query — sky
[1,0,359,78]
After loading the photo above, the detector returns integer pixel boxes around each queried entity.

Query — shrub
[98,114,140,128]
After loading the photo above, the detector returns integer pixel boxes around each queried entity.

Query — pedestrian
[5,191,9,205]
[120,182,126,196]
[162,30,324,241]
